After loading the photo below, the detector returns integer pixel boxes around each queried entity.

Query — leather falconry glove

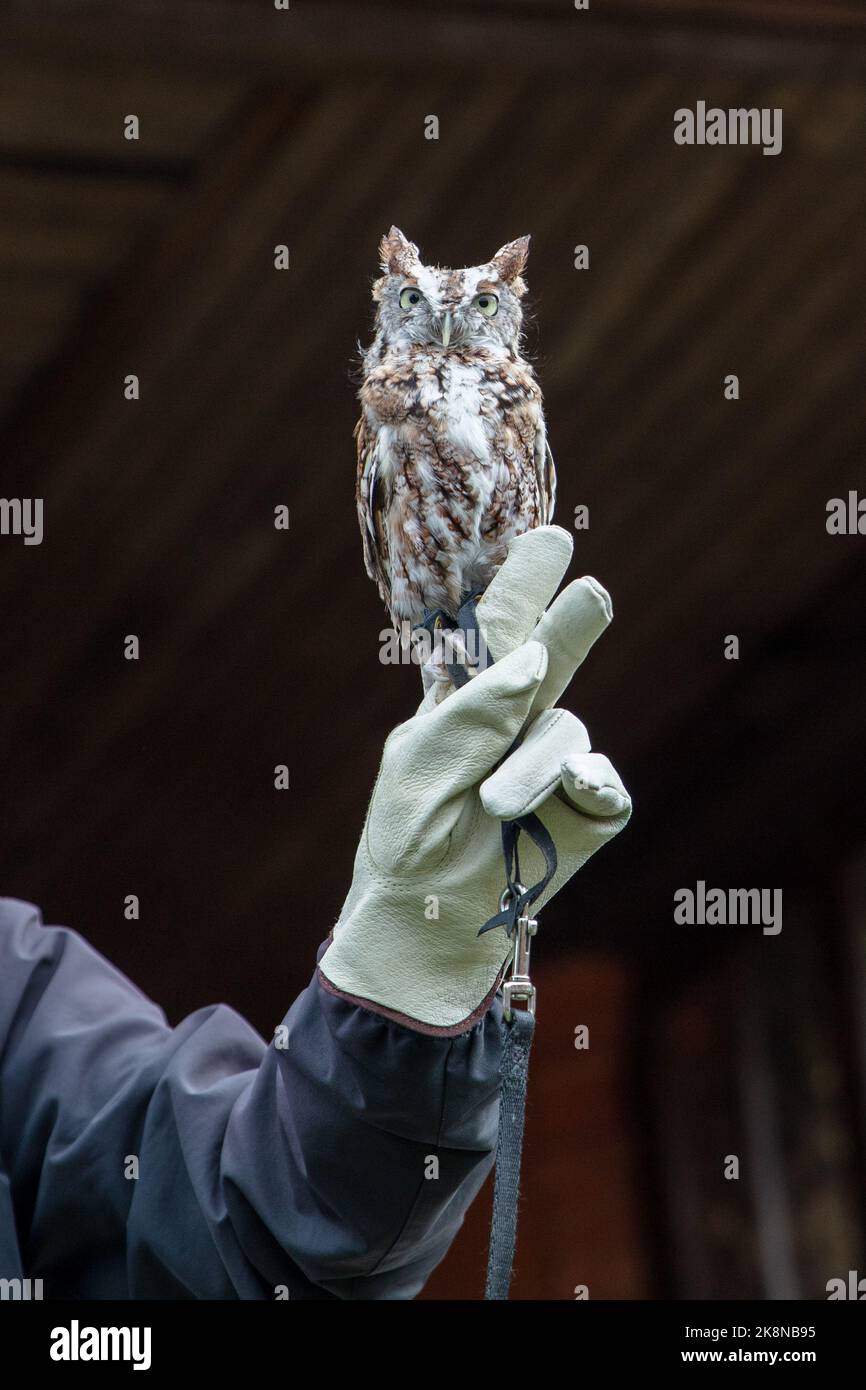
[318,525,632,1032]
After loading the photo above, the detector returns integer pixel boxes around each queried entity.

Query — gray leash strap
[418,595,554,1300]
[485,1000,535,1299]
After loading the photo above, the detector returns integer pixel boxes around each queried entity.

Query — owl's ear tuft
[491,235,530,291]
[379,226,421,276]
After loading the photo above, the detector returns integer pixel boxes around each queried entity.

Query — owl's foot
[413,607,451,701]
[419,646,452,701]
[415,590,492,693]
[452,590,493,681]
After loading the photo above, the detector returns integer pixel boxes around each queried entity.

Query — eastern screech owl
[355,226,556,630]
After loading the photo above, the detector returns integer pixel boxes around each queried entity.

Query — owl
[355,227,556,632]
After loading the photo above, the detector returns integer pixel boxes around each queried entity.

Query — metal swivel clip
[499,882,538,1021]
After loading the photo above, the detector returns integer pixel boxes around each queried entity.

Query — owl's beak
[440,311,453,348]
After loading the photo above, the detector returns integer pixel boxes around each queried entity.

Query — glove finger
[523,774,632,915]
[561,751,632,819]
[398,640,549,795]
[528,575,613,716]
[479,708,591,820]
[475,525,573,661]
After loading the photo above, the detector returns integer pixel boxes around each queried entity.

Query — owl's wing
[355,413,392,605]
[544,439,557,523]
[533,418,557,525]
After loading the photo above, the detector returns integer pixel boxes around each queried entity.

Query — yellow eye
[474,292,499,318]
[399,286,423,310]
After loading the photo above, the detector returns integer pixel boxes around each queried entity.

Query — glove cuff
[317,905,513,1034]
[317,931,506,1036]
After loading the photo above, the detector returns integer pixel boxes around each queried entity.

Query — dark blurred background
[1,0,865,1299]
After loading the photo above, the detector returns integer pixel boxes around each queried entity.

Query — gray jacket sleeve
[0,897,502,1299]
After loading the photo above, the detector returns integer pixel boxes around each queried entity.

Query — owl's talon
[416,606,453,636]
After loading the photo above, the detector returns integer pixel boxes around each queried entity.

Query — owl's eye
[399,286,424,310]
[473,292,499,318]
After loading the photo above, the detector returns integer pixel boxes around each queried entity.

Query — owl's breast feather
[364,353,531,472]
[429,359,489,463]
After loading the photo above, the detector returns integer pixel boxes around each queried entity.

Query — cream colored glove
[318,526,632,1032]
